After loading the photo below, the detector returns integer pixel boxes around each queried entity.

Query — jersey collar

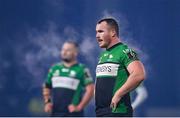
[62,62,78,68]
[106,42,123,51]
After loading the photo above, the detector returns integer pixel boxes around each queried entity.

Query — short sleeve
[122,48,139,67]
[44,68,53,89]
[83,68,93,86]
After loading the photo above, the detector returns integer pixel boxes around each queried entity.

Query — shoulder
[77,63,87,69]
[99,50,106,56]
[117,43,129,52]
[118,43,138,56]
[77,63,91,73]
[49,62,63,70]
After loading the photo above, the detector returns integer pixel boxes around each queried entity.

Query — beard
[61,56,73,63]
[99,41,109,48]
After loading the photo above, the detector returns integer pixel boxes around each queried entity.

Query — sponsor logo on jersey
[62,68,69,72]
[52,76,80,90]
[96,63,119,77]
[123,48,136,59]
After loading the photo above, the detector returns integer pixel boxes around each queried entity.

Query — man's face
[96,21,112,48]
[60,43,78,62]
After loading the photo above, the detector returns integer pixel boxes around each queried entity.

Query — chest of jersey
[96,50,122,78]
[51,67,82,90]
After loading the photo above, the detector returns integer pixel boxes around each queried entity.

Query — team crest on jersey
[107,54,114,61]
[53,70,60,76]
[69,70,76,77]
[109,54,113,59]
[104,53,109,57]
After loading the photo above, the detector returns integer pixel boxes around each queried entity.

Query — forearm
[115,73,145,98]
[77,84,94,109]
[42,85,51,103]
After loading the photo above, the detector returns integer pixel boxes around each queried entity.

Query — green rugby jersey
[45,63,93,114]
[95,42,139,116]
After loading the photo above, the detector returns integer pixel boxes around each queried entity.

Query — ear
[74,51,78,57]
[111,29,116,37]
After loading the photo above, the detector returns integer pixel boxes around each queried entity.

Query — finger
[113,103,117,110]
[49,107,52,113]
[48,109,51,113]
[47,107,51,113]
[110,102,117,111]
[110,102,114,108]
[45,106,49,112]
[68,108,72,112]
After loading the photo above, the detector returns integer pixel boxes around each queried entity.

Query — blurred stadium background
[0,0,179,116]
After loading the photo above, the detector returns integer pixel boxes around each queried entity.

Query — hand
[76,104,83,111]
[110,93,122,110]
[44,102,53,113]
[68,104,82,113]
[68,104,77,113]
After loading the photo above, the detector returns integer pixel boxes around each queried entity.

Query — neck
[63,60,77,67]
[107,37,121,49]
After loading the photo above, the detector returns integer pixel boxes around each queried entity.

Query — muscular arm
[116,61,145,97]
[111,61,146,108]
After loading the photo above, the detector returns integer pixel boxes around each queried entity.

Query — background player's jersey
[45,63,93,113]
[95,42,139,116]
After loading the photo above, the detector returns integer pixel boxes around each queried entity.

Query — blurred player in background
[131,83,148,116]
[42,41,94,117]
[131,83,148,110]
[95,18,146,117]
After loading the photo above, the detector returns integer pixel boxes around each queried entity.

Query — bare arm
[69,83,94,112]
[42,84,53,113]
[111,61,146,108]
[42,84,51,103]
[77,83,94,110]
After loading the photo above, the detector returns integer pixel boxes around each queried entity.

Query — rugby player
[95,18,146,117]
[42,41,94,117]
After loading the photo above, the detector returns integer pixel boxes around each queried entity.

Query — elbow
[141,74,146,81]
[138,63,146,81]
[89,84,95,93]
[139,69,146,81]
[86,84,95,96]
[136,73,146,83]
[142,71,146,81]
[140,74,146,82]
